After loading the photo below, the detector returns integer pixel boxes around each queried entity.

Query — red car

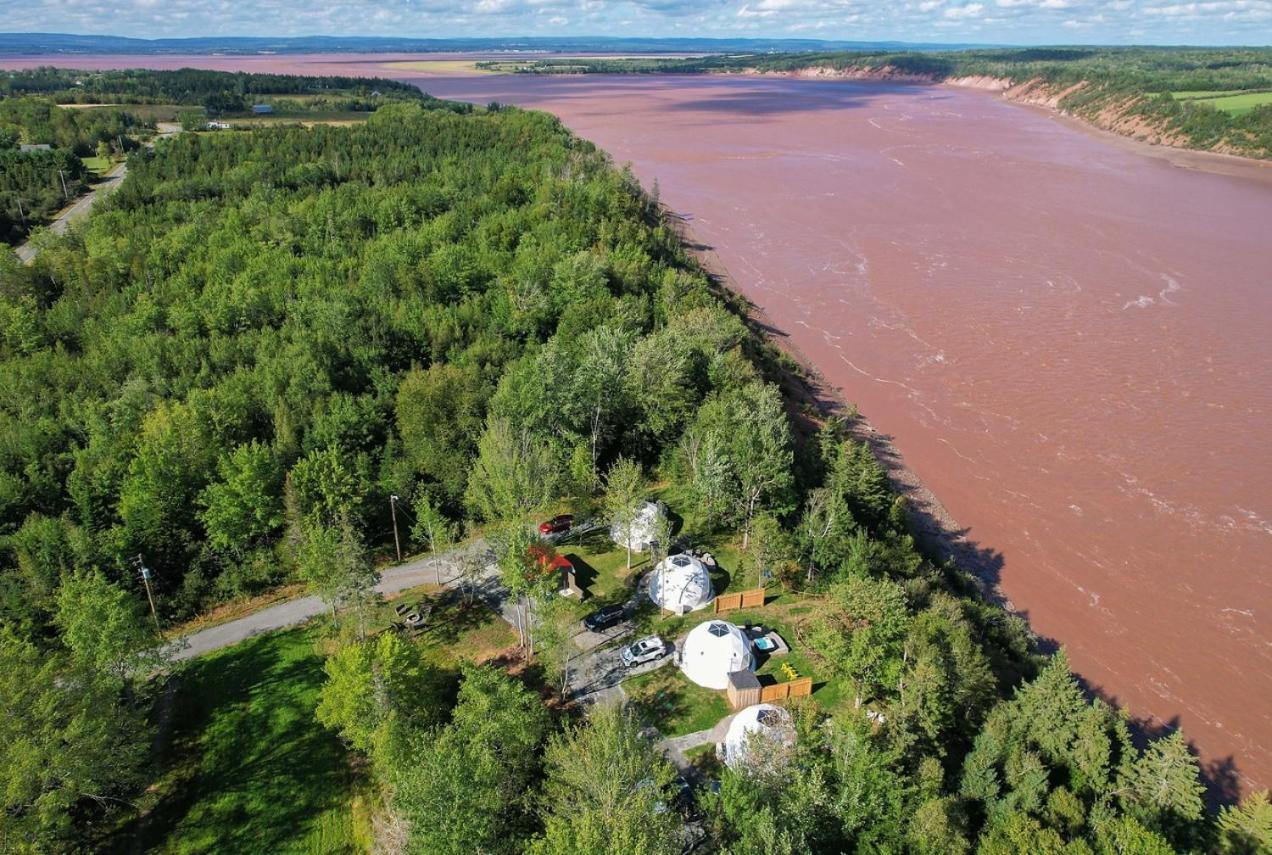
[538,514,573,535]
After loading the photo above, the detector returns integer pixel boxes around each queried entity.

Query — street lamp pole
[389,495,402,563]
[131,555,161,634]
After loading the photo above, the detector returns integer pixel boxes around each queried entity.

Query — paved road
[14,125,181,265]
[163,539,727,761]
[14,161,129,264]
[165,538,669,701]
[164,547,481,661]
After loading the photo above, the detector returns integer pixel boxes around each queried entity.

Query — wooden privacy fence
[759,677,813,704]
[714,587,766,614]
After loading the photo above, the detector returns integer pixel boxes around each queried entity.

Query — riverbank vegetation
[1,67,435,111]
[0,88,1268,853]
[484,46,1272,159]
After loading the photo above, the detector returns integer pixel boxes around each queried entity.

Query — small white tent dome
[721,704,795,769]
[679,620,754,690]
[610,500,665,552]
[648,554,714,614]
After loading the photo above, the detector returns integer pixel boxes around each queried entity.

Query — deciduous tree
[55,568,160,681]
[603,456,646,571]
[531,703,681,855]
[388,665,548,855]
[316,631,445,753]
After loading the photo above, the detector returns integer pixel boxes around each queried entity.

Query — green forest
[0,68,454,246]
[0,90,1268,853]
[483,46,1272,159]
[1,66,430,109]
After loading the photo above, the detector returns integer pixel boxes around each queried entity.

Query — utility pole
[57,169,69,200]
[389,495,402,563]
[131,555,161,634]
[15,197,25,227]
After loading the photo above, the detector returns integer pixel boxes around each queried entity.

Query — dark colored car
[583,603,626,632]
[538,514,574,535]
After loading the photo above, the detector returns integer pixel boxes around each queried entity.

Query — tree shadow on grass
[629,678,697,736]
[417,592,499,643]
[110,629,359,854]
[709,565,733,598]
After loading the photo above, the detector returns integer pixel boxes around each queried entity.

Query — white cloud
[944,2,986,17]
[0,0,1269,44]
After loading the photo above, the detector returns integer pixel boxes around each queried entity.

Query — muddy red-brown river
[7,54,1271,793]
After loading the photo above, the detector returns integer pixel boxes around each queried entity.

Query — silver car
[621,635,668,667]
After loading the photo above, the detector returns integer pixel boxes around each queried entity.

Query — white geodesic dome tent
[610,500,665,552]
[721,703,795,769]
[648,554,714,615]
[679,620,755,690]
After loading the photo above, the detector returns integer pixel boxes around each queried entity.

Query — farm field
[1172,89,1272,115]
[384,59,489,74]
[59,101,187,122]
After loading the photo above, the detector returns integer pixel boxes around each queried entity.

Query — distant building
[206,121,232,130]
[19,143,51,152]
[251,104,273,115]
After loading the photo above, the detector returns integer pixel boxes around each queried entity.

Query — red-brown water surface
[7,54,1271,792]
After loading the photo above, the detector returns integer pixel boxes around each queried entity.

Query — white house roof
[721,703,795,768]
[679,620,754,690]
[610,500,665,552]
[648,554,714,614]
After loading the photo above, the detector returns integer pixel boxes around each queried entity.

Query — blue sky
[6,0,1271,45]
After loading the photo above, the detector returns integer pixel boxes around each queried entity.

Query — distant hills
[0,32,986,57]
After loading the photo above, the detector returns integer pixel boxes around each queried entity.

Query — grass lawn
[126,627,366,854]
[118,589,516,854]
[373,585,519,669]
[631,598,852,714]
[80,155,111,175]
[563,533,649,604]
[624,666,731,737]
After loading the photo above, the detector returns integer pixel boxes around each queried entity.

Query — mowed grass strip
[133,627,363,855]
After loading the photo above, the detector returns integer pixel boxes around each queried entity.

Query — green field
[125,628,365,854]
[1172,89,1272,115]
[80,155,111,175]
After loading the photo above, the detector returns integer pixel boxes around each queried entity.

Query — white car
[621,635,668,667]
